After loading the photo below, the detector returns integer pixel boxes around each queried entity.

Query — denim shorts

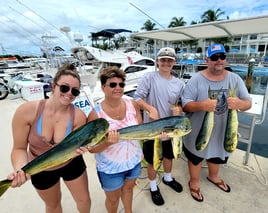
[97,163,141,192]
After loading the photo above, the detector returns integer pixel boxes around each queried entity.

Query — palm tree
[201,8,225,23]
[141,20,158,31]
[168,17,186,28]
[201,8,231,47]
[113,36,126,49]
[183,21,199,52]
[167,17,187,52]
[141,20,158,47]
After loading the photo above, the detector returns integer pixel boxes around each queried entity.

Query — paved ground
[0,95,268,213]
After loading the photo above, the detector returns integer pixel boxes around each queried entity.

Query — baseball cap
[157,47,176,60]
[207,44,226,58]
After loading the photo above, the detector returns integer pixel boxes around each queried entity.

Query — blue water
[179,59,205,65]
[230,65,268,77]
[238,108,268,158]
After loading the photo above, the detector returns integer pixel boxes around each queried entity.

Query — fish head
[79,118,109,147]
[165,116,192,138]
[173,117,192,136]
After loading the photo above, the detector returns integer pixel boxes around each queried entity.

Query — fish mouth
[89,133,108,147]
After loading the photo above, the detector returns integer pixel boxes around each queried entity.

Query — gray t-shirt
[134,71,185,123]
[181,71,251,160]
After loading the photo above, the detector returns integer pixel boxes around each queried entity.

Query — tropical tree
[113,36,126,49]
[141,19,158,47]
[201,8,231,47]
[182,21,199,52]
[168,17,186,28]
[141,19,158,31]
[167,17,187,52]
[190,20,198,25]
[201,8,225,22]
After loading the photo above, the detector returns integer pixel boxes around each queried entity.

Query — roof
[131,14,268,41]
[91,29,132,38]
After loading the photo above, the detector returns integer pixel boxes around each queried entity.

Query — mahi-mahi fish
[195,86,222,151]
[224,82,239,153]
[0,118,109,197]
[118,115,192,170]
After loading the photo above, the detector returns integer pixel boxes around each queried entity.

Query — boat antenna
[129,2,165,29]
[16,0,60,33]
[9,6,46,32]
[15,0,71,47]
[0,17,42,46]
[0,19,41,54]
[0,43,8,55]
[6,15,42,41]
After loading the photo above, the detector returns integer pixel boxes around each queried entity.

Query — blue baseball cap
[206,44,226,58]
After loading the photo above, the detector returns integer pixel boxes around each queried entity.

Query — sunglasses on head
[55,83,80,97]
[105,82,126,88]
[210,53,226,61]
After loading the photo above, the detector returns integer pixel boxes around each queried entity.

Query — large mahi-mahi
[224,82,239,153]
[0,118,109,197]
[118,116,192,170]
[195,86,222,151]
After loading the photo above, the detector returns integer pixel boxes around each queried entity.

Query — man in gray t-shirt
[181,44,252,202]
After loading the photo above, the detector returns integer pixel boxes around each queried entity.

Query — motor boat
[71,46,156,85]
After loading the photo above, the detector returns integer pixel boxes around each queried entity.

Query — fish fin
[172,136,182,159]
[228,82,238,97]
[153,138,162,171]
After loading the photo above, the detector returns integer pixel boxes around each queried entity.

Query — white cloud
[0,0,268,55]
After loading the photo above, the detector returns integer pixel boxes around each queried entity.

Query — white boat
[0,56,30,71]
[23,57,49,70]
[71,46,156,85]
[70,46,156,110]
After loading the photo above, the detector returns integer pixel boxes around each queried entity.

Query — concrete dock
[0,95,268,213]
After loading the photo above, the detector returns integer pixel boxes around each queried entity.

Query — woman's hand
[85,130,119,152]
[7,170,30,188]
[75,146,89,155]
[160,131,170,140]
[106,130,120,145]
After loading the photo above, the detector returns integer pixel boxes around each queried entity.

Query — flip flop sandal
[207,177,231,192]
[188,181,204,202]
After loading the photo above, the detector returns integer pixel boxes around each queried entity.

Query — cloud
[0,0,268,55]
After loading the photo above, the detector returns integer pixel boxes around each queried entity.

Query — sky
[1,0,268,56]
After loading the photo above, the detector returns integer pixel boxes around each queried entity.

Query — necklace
[104,100,122,119]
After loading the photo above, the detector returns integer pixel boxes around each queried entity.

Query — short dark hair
[99,66,126,85]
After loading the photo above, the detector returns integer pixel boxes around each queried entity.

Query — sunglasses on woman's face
[210,53,226,61]
[105,82,126,88]
[55,83,80,96]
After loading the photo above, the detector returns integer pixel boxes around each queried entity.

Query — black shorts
[31,155,86,190]
[142,139,174,165]
[183,145,228,166]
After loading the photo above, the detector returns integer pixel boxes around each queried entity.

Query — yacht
[71,46,156,85]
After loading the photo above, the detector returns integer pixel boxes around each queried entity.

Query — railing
[237,64,268,165]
